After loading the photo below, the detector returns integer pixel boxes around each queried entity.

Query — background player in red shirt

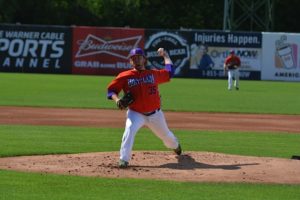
[224,50,241,90]
[107,47,182,168]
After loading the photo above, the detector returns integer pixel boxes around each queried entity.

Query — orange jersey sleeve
[107,69,170,113]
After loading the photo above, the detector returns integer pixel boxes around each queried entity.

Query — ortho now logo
[145,32,189,69]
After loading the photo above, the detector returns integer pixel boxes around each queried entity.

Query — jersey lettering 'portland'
[127,74,155,87]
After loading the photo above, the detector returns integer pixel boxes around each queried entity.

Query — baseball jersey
[107,67,172,113]
[224,55,241,69]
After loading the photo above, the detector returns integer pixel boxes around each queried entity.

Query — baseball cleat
[118,159,129,168]
[173,144,182,155]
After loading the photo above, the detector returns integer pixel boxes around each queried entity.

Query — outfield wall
[0,24,72,74]
[0,24,299,81]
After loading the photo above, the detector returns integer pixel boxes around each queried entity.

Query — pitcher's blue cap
[129,48,145,58]
[230,49,235,54]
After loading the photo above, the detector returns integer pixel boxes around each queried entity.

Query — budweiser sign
[75,34,142,59]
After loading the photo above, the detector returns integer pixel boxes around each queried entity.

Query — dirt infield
[1,106,300,133]
[0,106,300,184]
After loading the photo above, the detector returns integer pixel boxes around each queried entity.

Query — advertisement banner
[72,27,144,75]
[183,31,261,79]
[145,30,262,79]
[262,32,300,81]
[145,30,190,71]
[0,24,72,74]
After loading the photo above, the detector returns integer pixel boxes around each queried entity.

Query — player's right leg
[119,109,145,167]
[234,69,240,90]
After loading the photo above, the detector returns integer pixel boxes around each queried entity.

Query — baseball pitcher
[107,47,182,168]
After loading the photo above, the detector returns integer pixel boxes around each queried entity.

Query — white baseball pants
[227,69,239,90]
[120,109,179,162]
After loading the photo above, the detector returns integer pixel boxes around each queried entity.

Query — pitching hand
[157,48,168,57]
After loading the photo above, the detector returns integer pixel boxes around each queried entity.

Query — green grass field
[1,73,300,114]
[0,125,299,158]
[1,170,299,200]
[0,72,299,200]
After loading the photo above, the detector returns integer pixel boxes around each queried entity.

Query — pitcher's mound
[1,151,300,184]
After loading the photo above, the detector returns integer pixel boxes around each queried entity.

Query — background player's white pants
[120,109,179,162]
[227,69,239,90]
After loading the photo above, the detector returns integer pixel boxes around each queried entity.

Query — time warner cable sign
[0,24,72,74]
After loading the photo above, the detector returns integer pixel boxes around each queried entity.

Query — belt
[142,108,160,116]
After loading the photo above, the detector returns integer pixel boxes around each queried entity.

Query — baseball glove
[117,92,134,109]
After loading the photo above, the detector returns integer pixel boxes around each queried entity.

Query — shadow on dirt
[133,154,259,170]
[161,154,259,170]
